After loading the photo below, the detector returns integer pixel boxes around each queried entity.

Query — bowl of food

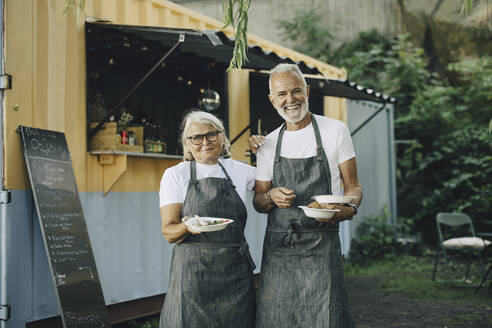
[184,216,233,232]
[311,195,357,204]
[298,206,340,219]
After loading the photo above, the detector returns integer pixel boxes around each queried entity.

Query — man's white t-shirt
[159,158,256,207]
[255,114,355,196]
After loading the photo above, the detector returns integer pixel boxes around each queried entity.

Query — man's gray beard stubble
[277,101,309,123]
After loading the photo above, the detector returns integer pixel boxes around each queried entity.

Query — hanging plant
[63,0,85,14]
[461,0,474,16]
[222,0,251,71]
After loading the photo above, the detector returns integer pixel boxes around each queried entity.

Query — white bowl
[298,206,340,219]
[184,216,234,232]
[311,195,357,204]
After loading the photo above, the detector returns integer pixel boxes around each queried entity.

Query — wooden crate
[89,122,144,153]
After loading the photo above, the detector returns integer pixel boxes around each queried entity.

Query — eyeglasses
[187,130,222,145]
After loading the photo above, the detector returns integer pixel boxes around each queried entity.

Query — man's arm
[329,157,362,223]
[253,180,296,213]
[340,157,363,206]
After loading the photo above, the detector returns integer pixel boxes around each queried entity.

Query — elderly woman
[158,110,256,328]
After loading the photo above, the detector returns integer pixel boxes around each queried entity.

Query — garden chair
[431,212,491,285]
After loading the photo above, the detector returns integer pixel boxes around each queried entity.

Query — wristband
[346,203,358,215]
[266,190,275,207]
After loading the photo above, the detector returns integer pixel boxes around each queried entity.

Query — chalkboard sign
[19,126,111,328]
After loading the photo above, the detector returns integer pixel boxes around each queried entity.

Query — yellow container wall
[4,0,346,191]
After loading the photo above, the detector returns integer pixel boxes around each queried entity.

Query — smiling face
[269,72,310,125]
[186,122,223,164]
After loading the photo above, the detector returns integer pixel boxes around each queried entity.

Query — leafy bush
[349,209,419,262]
[277,7,333,63]
[278,11,492,245]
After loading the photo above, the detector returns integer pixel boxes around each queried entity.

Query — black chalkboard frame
[18,126,111,328]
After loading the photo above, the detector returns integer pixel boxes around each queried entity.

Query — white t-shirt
[159,158,256,207]
[256,114,355,196]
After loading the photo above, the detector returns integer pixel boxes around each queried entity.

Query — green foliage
[349,209,418,262]
[461,0,475,16]
[277,8,333,63]
[222,0,251,71]
[278,10,492,244]
[126,317,159,328]
[345,255,492,308]
[63,0,85,14]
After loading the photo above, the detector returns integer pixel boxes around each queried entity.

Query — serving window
[86,24,228,157]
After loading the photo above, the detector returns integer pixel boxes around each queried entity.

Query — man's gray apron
[256,116,354,328]
[160,160,256,328]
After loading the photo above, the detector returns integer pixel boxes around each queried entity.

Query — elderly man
[250,63,362,328]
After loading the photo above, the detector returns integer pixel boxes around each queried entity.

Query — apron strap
[218,160,236,188]
[274,123,287,164]
[311,116,332,194]
[189,160,198,185]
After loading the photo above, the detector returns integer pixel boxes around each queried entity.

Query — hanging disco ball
[198,90,221,112]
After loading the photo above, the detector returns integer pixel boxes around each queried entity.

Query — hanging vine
[64,0,473,69]
[63,0,85,14]
[222,0,251,71]
[461,0,474,16]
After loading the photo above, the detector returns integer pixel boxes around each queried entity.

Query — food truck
[0,0,396,327]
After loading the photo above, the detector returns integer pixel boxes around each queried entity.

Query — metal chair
[432,213,490,285]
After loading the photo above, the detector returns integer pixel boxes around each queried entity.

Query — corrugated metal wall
[170,0,403,49]
[5,190,267,327]
[346,100,397,238]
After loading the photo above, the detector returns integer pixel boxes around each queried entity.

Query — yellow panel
[4,0,346,191]
[324,97,347,123]
[228,69,251,164]
[137,0,155,25]
[119,0,139,25]
[4,0,34,189]
[100,0,118,23]
[161,7,177,27]
[110,158,182,191]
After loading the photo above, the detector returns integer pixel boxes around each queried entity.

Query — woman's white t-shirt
[159,158,256,207]
[255,114,355,196]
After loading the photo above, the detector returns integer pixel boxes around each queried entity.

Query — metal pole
[0,0,8,325]
[0,202,6,328]
[350,102,387,136]
[387,105,398,224]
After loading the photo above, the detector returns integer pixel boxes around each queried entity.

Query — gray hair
[180,110,231,161]
[269,63,307,94]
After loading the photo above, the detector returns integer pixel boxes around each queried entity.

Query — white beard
[276,100,309,123]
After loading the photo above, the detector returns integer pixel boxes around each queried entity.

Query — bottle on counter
[121,130,128,145]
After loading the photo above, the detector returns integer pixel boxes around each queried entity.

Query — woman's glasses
[187,131,222,145]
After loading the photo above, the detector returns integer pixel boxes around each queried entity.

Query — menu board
[19,126,111,328]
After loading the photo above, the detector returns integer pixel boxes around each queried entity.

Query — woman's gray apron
[160,160,256,328]
[256,116,354,328]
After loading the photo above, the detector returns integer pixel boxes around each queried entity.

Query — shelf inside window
[89,150,182,160]
[89,150,182,195]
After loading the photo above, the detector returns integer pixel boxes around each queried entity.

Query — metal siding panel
[347,100,394,240]
[79,192,173,304]
[6,188,355,325]
[6,190,58,328]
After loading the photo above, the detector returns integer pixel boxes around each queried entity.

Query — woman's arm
[160,203,199,243]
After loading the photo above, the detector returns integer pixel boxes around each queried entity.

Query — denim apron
[256,116,354,328]
[160,160,256,328]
